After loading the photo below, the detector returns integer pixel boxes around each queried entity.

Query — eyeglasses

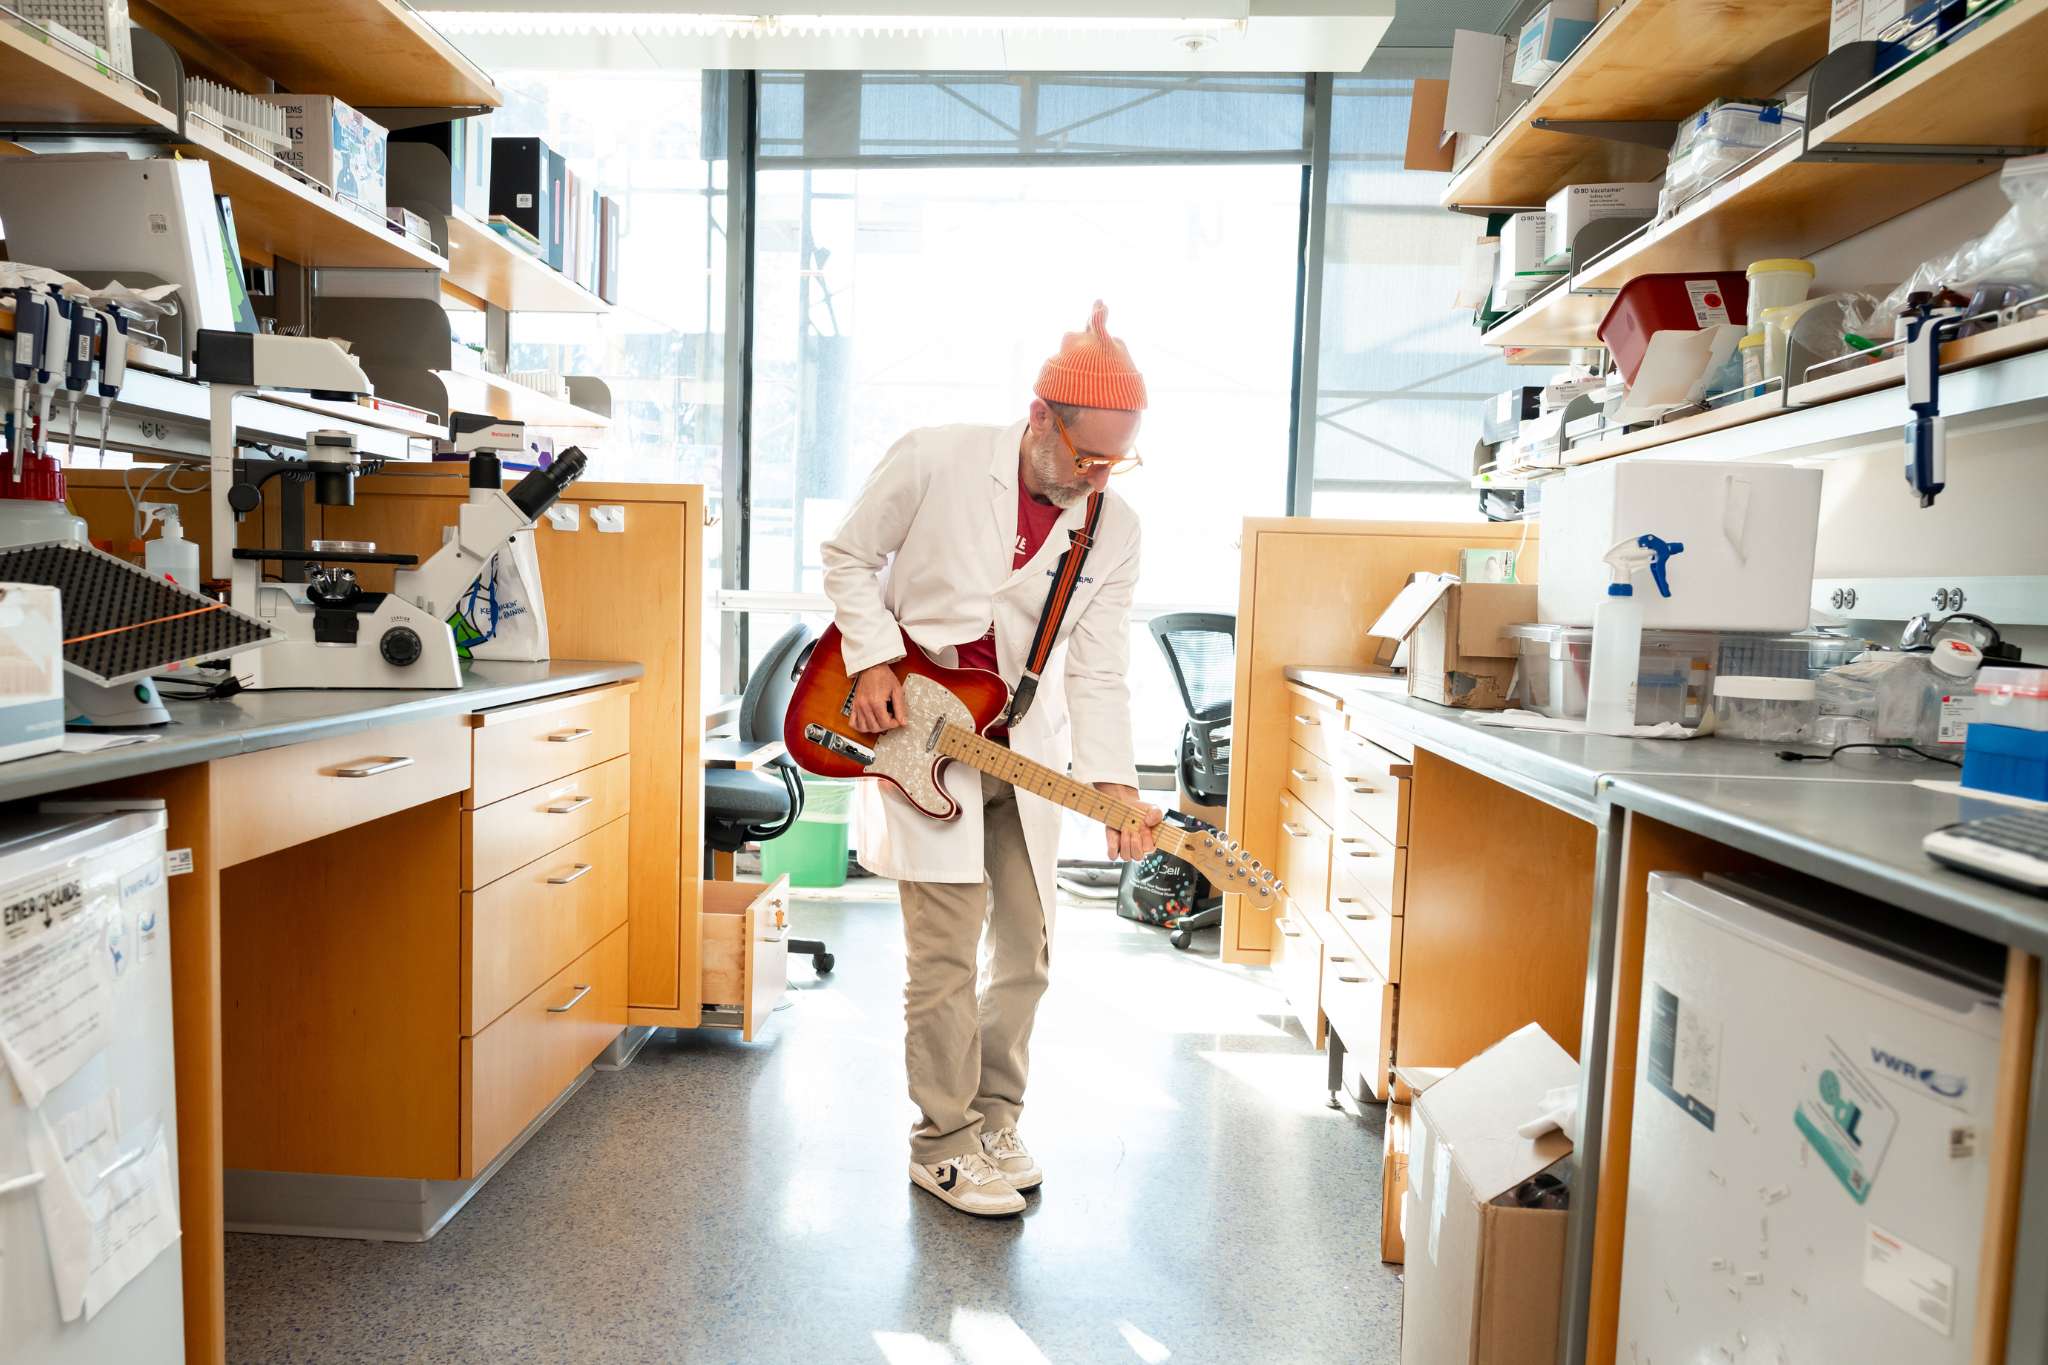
[1048,406,1143,475]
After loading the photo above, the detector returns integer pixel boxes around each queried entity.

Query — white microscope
[197,328,588,690]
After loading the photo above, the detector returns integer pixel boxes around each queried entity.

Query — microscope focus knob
[379,626,423,668]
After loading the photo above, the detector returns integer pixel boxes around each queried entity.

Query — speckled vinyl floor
[225,894,1401,1364]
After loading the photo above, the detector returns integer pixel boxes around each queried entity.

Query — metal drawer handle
[547,984,593,1013]
[546,794,594,815]
[1338,975,1368,984]
[1335,896,1376,919]
[1328,955,1354,964]
[1275,919,1302,937]
[1281,822,1308,838]
[1349,850,1378,860]
[1345,912,1376,922]
[1350,783,1377,795]
[1289,768,1315,781]
[1291,714,1316,727]
[333,756,413,779]
[547,727,594,744]
[547,863,594,885]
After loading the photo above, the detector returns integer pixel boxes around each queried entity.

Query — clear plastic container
[1744,258,1814,326]
[1814,642,1983,747]
[1716,632,1872,681]
[1976,665,2048,732]
[1505,623,1718,727]
[1712,675,1817,741]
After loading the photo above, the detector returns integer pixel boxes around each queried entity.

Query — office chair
[1147,612,1235,950]
[706,622,834,975]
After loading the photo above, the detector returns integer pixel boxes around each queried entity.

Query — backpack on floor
[1115,812,1222,926]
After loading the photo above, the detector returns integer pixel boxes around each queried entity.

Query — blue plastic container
[1961,722,2048,803]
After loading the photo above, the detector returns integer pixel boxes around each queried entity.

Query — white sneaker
[909,1151,1027,1217]
[980,1127,1042,1191]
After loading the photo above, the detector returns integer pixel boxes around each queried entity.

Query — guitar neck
[934,724,1188,857]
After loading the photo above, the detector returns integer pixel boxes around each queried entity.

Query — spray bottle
[1585,533,1685,735]
[141,501,200,587]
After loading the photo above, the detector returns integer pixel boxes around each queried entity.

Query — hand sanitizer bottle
[1586,534,1685,735]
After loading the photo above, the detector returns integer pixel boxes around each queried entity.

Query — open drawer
[701,877,790,1042]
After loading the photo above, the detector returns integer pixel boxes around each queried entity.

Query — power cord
[151,671,246,703]
[1776,742,1963,768]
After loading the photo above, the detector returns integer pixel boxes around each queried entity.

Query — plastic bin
[1715,632,1871,680]
[1505,624,1719,727]
[1712,675,1817,741]
[1962,723,2048,802]
[1976,665,2048,732]
[1598,272,1751,384]
[761,776,854,889]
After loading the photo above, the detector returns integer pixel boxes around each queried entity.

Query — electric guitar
[783,624,1282,909]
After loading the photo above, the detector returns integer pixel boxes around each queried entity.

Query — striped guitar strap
[998,489,1106,730]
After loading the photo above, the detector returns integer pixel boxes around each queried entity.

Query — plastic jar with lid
[1712,675,1817,741]
[1745,258,1814,329]
[1976,665,2048,733]
[1738,333,1767,395]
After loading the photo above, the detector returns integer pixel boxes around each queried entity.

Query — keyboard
[1924,808,2048,895]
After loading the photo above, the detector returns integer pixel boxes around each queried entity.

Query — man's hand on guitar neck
[1095,784,1162,860]
[852,664,909,733]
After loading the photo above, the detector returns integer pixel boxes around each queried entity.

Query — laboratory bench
[1227,517,2044,1365]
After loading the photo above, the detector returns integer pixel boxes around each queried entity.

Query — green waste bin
[761,777,854,888]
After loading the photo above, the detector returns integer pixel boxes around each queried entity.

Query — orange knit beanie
[1033,300,1148,412]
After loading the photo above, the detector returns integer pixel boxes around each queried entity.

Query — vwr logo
[1871,1047,1969,1101]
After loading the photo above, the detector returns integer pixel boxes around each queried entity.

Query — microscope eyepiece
[508,447,589,521]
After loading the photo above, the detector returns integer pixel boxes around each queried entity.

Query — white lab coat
[820,419,1142,934]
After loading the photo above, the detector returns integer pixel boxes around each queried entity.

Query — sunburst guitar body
[783,624,1280,908]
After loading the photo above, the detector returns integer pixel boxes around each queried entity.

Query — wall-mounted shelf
[1442,0,1832,211]
[1481,280,1610,351]
[444,211,610,315]
[181,124,447,270]
[0,14,178,131]
[436,369,611,431]
[141,0,498,109]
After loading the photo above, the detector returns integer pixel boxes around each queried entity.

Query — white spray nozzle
[139,501,181,536]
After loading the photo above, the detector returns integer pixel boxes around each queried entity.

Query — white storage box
[256,95,388,212]
[1544,181,1657,260]
[1536,460,1822,630]
[0,583,64,763]
[1513,0,1595,87]
[1618,874,2003,1365]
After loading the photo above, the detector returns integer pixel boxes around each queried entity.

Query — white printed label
[1864,1223,1955,1336]
[1428,1137,1451,1268]
[1937,694,1979,745]
[165,849,192,877]
[1685,279,1733,328]
[515,192,534,208]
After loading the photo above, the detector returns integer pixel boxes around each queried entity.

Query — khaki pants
[897,769,1051,1165]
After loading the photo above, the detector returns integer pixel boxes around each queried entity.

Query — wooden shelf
[142,0,497,109]
[1481,281,1611,351]
[0,17,179,130]
[1442,0,1832,210]
[436,370,611,431]
[181,125,448,270]
[1811,0,2048,151]
[444,211,609,315]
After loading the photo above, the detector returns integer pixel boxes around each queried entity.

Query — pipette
[94,307,129,463]
[8,287,49,478]
[33,287,75,468]
[62,304,99,461]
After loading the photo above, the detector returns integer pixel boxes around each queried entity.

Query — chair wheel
[1170,930,1191,950]
[813,952,835,975]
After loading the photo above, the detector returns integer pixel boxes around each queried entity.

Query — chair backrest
[740,622,817,744]
[1149,612,1236,724]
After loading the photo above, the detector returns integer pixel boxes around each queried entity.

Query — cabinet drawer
[1270,903,1323,1046]
[215,716,471,867]
[1285,741,1338,829]
[1321,956,1393,1101]
[701,877,790,1042]
[1284,687,1342,764]
[1333,818,1401,917]
[1326,883,1402,984]
[469,686,631,808]
[464,817,630,1035]
[465,923,626,1176]
[1276,790,1332,918]
[464,754,631,890]
[1336,731,1411,847]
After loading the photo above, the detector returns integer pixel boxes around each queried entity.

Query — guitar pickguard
[865,673,980,819]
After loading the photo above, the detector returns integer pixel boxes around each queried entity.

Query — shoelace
[983,1129,1026,1161]
[956,1151,1009,1185]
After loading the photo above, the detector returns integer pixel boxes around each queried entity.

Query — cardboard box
[1513,0,1596,87]
[1383,1101,1412,1264]
[1829,0,1865,48]
[1400,1025,1577,1365]
[490,136,552,255]
[0,582,64,762]
[1542,182,1657,262]
[1368,575,1538,710]
[257,95,388,212]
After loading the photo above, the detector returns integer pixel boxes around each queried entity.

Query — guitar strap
[999,489,1105,731]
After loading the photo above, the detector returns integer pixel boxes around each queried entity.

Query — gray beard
[1027,439,1091,507]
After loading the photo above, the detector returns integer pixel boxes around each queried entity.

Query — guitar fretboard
[934,724,1190,860]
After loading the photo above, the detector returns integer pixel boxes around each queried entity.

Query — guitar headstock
[1176,828,1281,910]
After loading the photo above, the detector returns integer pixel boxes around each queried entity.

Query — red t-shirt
[954,484,1064,691]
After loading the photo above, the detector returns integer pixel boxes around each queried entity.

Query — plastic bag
[449,529,551,662]
[1866,152,2048,335]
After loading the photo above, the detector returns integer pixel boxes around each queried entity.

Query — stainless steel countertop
[0,660,643,804]
[1284,664,2044,950]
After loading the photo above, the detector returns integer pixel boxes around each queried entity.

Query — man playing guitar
[820,301,1163,1217]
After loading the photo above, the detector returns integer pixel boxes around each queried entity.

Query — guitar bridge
[804,723,875,767]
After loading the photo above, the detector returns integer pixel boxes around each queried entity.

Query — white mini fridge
[1618,874,2004,1365]
[0,808,184,1362]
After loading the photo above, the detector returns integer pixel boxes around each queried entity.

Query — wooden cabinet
[336,475,708,1028]
[463,817,630,1034]
[1269,906,1324,1046]
[469,687,632,806]
[464,754,631,887]
[701,878,791,1043]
